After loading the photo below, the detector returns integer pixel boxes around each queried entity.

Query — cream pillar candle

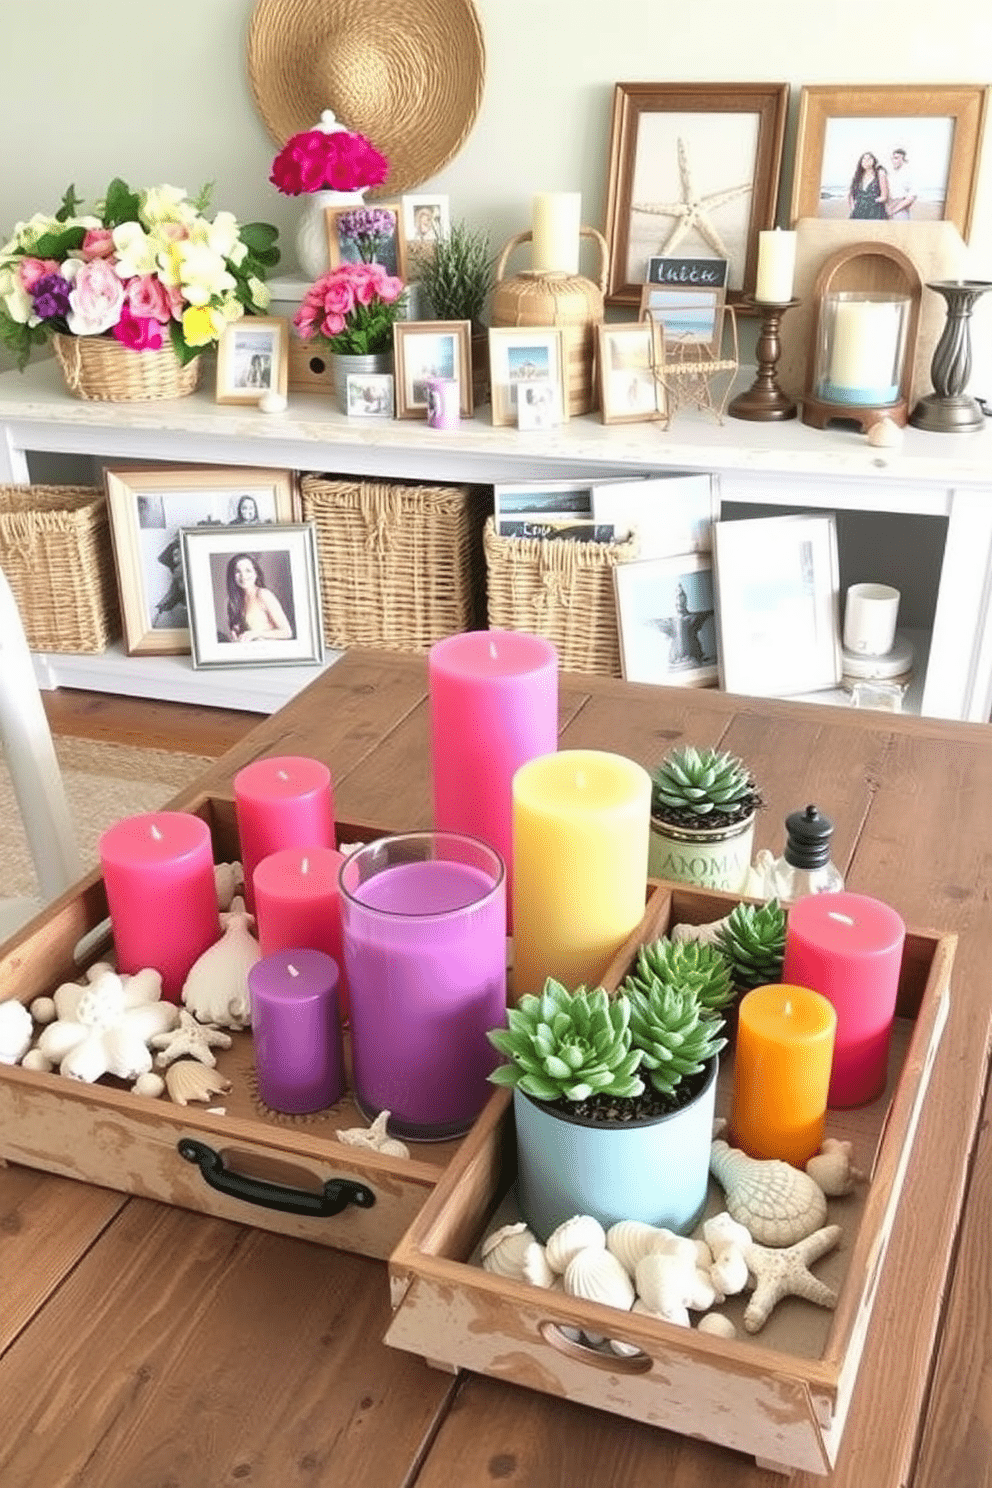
[755,229,796,304]
[532,193,581,275]
[827,299,902,394]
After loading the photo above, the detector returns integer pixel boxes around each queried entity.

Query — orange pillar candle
[730,983,837,1166]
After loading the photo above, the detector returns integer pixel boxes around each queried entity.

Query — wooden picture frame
[604,82,789,305]
[597,321,667,424]
[181,522,324,671]
[401,193,451,272]
[392,320,473,418]
[638,284,726,360]
[790,85,989,240]
[105,466,298,656]
[613,553,719,687]
[488,327,568,428]
[215,317,288,405]
[325,201,406,278]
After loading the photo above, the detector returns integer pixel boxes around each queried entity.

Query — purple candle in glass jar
[248,948,344,1115]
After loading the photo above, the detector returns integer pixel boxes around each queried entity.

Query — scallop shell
[481,1222,540,1279]
[164,1061,232,1106]
[563,1248,635,1311]
[521,1243,556,1289]
[709,1139,827,1246]
[544,1214,606,1274]
[605,1220,670,1278]
[0,1001,33,1065]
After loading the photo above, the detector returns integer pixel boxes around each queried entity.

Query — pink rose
[112,306,164,350]
[67,258,125,336]
[322,281,355,317]
[81,228,115,261]
[125,274,172,322]
[320,311,347,338]
[18,257,59,292]
[294,305,319,338]
[376,273,405,304]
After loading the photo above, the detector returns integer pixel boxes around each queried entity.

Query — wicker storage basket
[300,475,486,652]
[53,333,200,402]
[483,516,637,676]
[0,485,121,652]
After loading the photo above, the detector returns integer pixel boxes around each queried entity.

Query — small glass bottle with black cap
[767,803,844,903]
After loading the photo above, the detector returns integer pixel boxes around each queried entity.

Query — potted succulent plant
[649,745,763,892]
[488,976,726,1241]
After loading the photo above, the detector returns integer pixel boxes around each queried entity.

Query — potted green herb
[649,745,762,892]
[410,218,495,403]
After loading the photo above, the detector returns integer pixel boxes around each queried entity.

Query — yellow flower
[181,303,226,347]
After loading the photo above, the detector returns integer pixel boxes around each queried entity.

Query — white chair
[0,564,82,939]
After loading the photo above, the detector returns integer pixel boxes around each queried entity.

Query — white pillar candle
[532,192,581,275]
[843,583,901,656]
[827,300,902,394]
[755,229,796,304]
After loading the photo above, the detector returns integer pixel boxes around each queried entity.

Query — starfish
[150,1010,233,1069]
[742,1225,842,1334]
[633,137,752,259]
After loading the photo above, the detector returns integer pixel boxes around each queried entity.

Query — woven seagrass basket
[483,516,638,676]
[300,474,486,651]
[0,485,121,652]
[53,333,200,402]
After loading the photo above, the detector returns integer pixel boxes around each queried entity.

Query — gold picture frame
[392,320,473,419]
[215,316,288,405]
[597,321,667,425]
[487,327,568,428]
[325,201,406,279]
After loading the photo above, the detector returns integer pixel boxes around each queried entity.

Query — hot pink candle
[428,629,558,924]
[253,846,347,1016]
[248,948,344,1114]
[234,755,335,912]
[782,891,906,1107]
[99,811,220,1003]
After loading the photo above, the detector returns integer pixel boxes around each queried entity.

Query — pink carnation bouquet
[270,121,388,196]
[294,262,407,356]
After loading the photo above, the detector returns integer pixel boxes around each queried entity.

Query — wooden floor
[42,688,258,757]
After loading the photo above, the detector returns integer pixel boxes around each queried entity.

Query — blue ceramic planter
[513,1058,718,1243]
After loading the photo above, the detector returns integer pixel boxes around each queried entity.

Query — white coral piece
[545,1214,606,1274]
[336,1110,410,1158]
[214,861,245,912]
[635,1251,709,1323]
[0,1001,33,1065]
[805,1138,866,1196]
[181,895,258,1029]
[702,1211,752,1296]
[36,966,178,1083]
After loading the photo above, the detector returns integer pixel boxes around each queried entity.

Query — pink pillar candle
[782,891,906,1107]
[428,629,558,925]
[253,846,347,1016]
[248,949,344,1114]
[234,755,335,912]
[99,811,220,1003]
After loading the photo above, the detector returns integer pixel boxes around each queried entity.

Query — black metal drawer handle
[177,1138,376,1218]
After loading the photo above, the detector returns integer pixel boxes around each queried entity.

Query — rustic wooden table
[1,649,989,1487]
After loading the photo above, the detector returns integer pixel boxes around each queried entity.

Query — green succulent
[623,936,735,1014]
[626,979,727,1097]
[651,745,761,826]
[716,899,787,990]
[487,979,645,1103]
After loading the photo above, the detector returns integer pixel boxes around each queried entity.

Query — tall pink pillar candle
[782,891,906,1107]
[253,846,347,1017]
[248,948,344,1114]
[428,629,558,925]
[99,812,220,1003]
[234,755,335,913]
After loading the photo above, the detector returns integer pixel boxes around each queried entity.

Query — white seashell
[21,1048,52,1073]
[521,1243,556,1289]
[710,1139,827,1246]
[132,1072,166,1099]
[564,1248,635,1311]
[867,416,904,449]
[545,1214,606,1274]
[606,1219,670,1278]
[633,1295,689,1328]
[670,914,731,946]
[0,1001,33,1065]
[481,1222,539,1279]
[698,1312,738,1339]
[805,1138,866,1196]
[609,1337,645,1357]
[164,1061,232,1106]
[28,996,56,1025]
[181,896,256,1029]
[214,861,245,911]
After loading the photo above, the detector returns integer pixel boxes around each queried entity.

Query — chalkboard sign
[647,256,728,289]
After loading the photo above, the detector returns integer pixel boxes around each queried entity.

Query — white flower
[0,271,33,325]
[246,275,271,310]
[140,185,196,228]
[202,210,241,260]
[112,222,158,278]
[173,240,236,305]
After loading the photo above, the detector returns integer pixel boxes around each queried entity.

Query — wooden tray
[385,882,955,1476]
[0,794,473,1261]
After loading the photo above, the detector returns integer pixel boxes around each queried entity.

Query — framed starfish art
[603,83,788,307]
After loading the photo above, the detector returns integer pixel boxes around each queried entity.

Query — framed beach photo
[597,321,667,424]
[215,317,288,405]
[180,522,324,671]
[346,372,395,418]
[712,513,842,697]
[604,82,789,304]
[105,466,298,656]
[790,85,989,239]
[639,284,726,360]
[613,553,719,687]
[325,201,406,278]
[488,327,568,428]
[393,320,473,418]
[493,481,593,533]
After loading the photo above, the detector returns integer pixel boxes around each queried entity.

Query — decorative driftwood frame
[790,84,989,240]
[392,319,473,418]
[215,317,288,405]
[604,82,789,306]
[597,320,667,425]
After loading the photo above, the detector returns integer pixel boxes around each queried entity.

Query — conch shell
[710,1139,827,1246]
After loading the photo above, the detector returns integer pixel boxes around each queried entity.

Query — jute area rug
[0,737,213,904]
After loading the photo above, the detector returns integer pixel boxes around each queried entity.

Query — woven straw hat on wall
[247,0,486,198]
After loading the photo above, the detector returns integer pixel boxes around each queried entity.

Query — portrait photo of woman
[848,151,889,220]
[224,552,294,642]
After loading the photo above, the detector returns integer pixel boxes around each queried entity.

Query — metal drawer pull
[177,1138,376,1217]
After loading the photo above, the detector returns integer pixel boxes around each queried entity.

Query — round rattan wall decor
[247,0,486,198]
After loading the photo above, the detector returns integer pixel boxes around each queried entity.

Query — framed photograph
[592,473,719,556]
[215,317,288,405]
[603,82,789,304]
[712,513,842,697]
[346,372,394,418]
[401,193,451,265]
[646,255,728,289]
[597,321,667,424]
[325,201,406,278]
[105,466,298,656]
[517,380,563,430]
[180,522,324,671]
[488,327,568,428]
[790,85,989,238]
[639,284,726,359]
[613,554,719,687]
[393,320,473,418]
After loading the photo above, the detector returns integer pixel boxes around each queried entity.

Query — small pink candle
[253,846,347,1016]
[782,891,906,1107]
[234,755,335,912]
[428,629,558,924]
[99,812,220,1003]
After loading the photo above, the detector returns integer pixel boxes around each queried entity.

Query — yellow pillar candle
[532,192,582,275]
[511,750,650,1000]
[730,983,837,1166]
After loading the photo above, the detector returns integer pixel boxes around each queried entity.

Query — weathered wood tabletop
[2,648,990,1487]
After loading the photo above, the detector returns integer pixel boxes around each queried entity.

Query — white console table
[1,358,990,721]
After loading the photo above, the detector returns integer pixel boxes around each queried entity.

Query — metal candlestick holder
[727,297,799,421]
[909,280,992,434]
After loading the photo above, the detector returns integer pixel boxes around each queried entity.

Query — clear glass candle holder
[814,292,911,407]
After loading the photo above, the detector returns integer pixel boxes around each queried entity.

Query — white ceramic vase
[295,189,365,281]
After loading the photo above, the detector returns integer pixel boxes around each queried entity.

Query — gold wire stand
[651,305,740,425]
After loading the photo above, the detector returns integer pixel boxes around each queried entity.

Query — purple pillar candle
[339,832,506,1139]
[425,377,461,429]
[248,948,344,1115]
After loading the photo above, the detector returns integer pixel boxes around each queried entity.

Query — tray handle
[177,1138,376,1218]
[538,1320,653,1375]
